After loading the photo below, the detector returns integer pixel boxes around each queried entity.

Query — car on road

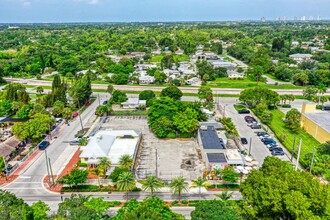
[241,137,248,144]
[38,141,50,150]
[250,124,261,129]
[272,149,285,156]
[238,109,250,114]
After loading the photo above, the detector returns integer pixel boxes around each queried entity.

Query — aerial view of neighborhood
[0,0,330,219]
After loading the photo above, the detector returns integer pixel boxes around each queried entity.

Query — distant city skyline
[0,0,329,23]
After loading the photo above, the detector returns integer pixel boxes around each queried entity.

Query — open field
[207,78,302,89]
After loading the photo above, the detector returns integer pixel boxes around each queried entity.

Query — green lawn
[268,109,320,167]
[265,74,289,82]
[150,54,190,63]
[207,78,302,90]
[233,104,247,111]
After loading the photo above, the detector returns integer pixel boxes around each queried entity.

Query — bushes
[206,184,240,190]
[166,133,176,138]
[282,104,291,108]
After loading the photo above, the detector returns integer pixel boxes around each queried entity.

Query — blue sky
[0,0,329,23]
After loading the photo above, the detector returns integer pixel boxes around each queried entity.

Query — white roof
[80,130,140,165]
[289,53,313,58]
[226,149,244,165]
[227,71,244,76]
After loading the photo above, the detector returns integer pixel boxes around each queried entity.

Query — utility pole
[310,146,316,173]
[295,139,302,171]
[290,135,296,162]
[155,149,158,178]
[248,137,252,156]
[77,100,84,131]
[98,93,101,106]
[45,150,51,184]
[48,158,55,185]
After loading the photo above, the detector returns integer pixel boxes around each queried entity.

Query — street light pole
[310,146,316,173]
[295,139,302,171]
[290,135,296,162]
[45,150,51,184]
[248,137,252,156]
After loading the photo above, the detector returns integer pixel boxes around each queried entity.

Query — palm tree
[141,176,164,197]
[116,172,136,201]
[216,191,233,201]
[98,157,111,177]
[119,154,133,170]
[191,177,208,199]
[92,168,101,188]
[170,176,189,202]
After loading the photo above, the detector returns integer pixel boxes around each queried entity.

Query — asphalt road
[5,77,330,96]
[2,93,107,198]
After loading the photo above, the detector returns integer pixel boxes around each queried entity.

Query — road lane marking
[19,176,32,178]
[4,187,44,190]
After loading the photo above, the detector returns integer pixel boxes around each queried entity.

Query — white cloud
[22,0,31,6]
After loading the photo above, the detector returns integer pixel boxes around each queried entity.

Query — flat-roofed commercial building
[198,126,244,170]
[301,103,330,143]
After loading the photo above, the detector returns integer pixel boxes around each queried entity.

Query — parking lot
[102,116,204,181]
[220,98,291,165]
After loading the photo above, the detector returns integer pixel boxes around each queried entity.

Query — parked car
[102,100,108,105]
[264,140,277,145]
[241,137,248,144]
[323,106,330,111]
[69,139,80,146]
[38,141,50,150]
[251,124,261,129]
[269,146,283,151]
[85,101,91,106]
[257,132,267,136]
[272,149,285,156]
[266,143,279,148]
[247,122,257,127]
[72,112,79,118]
[238,109,250,114]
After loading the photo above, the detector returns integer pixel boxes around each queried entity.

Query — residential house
[289,53,313,62]
[121,98,147,109]
[186,77,199,85]
[79,130,142,168]
[208,60,237,70]
[227,70,244,78]
[139,75,155,84]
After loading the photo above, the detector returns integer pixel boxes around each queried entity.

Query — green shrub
[178,133,192,138]
[316,105,323,110]
[206,184,240,190]
[171,201,179,206]
[182,200,188,204]
[166,133,176,138]
[188,203,196,207]
[282,104,291,108]
[77,160,88,167]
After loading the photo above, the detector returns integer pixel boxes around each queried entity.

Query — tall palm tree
[170,176,189,202]
[119,154,133,170]
[98,157,111,177]
[191,177,208,199]
[116,172,136,201]
[141,176,164,197]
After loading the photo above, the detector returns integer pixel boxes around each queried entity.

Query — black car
[272,149,285,156]
[102,100,108,105]
[38,141,50,150]
[241,137,248,144]
[257,132,268,136]
[238,109,250,114]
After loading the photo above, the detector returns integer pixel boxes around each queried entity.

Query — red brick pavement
[45,147,80,192]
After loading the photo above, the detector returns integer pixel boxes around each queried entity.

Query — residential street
[1,93,107,199]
